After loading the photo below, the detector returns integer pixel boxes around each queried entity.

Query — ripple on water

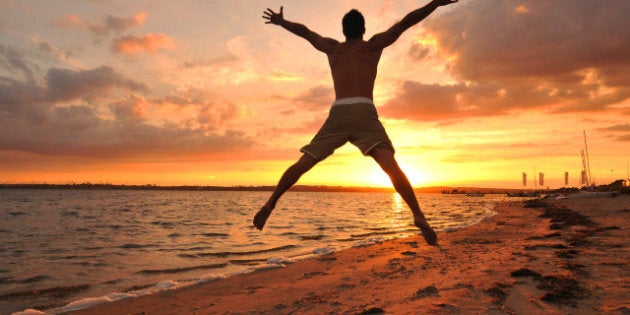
[195,245,299,258]
[119,243,158,249]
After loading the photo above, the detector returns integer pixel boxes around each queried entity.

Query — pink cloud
[55,12,147,38]
[54,14,82,28]
[111,33,174,55]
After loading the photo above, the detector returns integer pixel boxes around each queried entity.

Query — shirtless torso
[327,40,381,100]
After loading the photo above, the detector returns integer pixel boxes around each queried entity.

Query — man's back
[327,40,382,100]
[255,2,456,245]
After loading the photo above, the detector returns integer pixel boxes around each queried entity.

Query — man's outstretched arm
[368,0,458,50]
[263,6,338,54]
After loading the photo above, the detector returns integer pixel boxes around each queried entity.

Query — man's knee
[368,143,394,157]
[370,146,397,165]
[294,154,318,172]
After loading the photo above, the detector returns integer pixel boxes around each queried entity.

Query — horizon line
[0,182,580,193]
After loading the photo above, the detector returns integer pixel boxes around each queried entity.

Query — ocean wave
[198,232,230,237]
[0,275,51,285]
[195,244,299,257]
[299,235,325,240]
[119,243,159,249]
[228,258,268,265]
[137,263,228,275]
[350,228,414,238]
[0,284,90,300]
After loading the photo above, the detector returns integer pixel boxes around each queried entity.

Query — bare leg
[370,146,438,245]
[253,154,318,230]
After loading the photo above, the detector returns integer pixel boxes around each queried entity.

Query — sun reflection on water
[392,192,405,214]
[384,193,410,230]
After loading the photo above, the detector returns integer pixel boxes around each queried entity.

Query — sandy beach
[63,195,629,315]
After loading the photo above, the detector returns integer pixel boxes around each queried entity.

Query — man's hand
[432,0,458,6]
[263,6,284,25]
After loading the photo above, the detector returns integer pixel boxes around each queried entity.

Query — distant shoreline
[0,183,539,194]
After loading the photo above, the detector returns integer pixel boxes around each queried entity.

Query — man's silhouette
[254,0,458,245]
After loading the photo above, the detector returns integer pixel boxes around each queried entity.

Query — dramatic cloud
[1,105,252,158]
[111,33,175,55]
[0,64,252,159]
[0,63,145,117]
[382,0,630,121]
[46,66,147,102]
[432,1,630,82]
[380,79,570,121]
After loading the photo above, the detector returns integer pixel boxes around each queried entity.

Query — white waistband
[332,97,374,106]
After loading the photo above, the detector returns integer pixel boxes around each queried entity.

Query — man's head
[342,9,365,39]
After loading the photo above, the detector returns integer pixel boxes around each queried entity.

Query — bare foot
[253,204,273,230]
[414,218,438,246]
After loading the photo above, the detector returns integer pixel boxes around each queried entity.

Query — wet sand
[65,195,629,314]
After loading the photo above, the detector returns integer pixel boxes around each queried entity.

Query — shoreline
[54,195,629,314]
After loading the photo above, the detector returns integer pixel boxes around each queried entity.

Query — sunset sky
[1,0,629,189]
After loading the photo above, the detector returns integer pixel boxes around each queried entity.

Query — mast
[583,130,593,186]
[581,150,589,186]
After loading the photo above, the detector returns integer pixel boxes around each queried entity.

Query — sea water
[0,189,514,314]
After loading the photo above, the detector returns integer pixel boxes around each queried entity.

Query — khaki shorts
[300,102,394,161]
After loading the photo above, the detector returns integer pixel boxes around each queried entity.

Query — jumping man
[254,0,459,245]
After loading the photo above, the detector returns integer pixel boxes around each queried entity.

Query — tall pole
[583,130,592,186]
[581,150,589,186]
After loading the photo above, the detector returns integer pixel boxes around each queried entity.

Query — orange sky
[1,0,629,189]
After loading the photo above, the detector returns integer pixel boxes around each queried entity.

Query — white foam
[13,292,136,315]
[125,279,182,297]
[11,310,46,315]
[351,236,384,248]
[196,273,226,284]
[106,292,135,300]
[156,280,179,290]
[266,256,292,265]
[312,246,335,255]
[60,297,112,312]
[26,280,184,314]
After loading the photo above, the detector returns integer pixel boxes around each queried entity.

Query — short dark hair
[342,9,365,39]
